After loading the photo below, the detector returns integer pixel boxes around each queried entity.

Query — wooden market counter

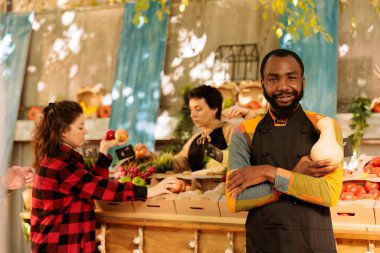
[95,211,380,253]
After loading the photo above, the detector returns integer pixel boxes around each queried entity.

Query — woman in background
[30,100,177,253]
[174,85,235,172]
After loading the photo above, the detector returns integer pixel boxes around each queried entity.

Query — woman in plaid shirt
[30,100,177,253]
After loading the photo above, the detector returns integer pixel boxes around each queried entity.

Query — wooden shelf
[96,211,380,253]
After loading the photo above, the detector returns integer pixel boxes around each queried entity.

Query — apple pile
[104,128,129,142]
[340,181,380,200]
[362,156,380,176]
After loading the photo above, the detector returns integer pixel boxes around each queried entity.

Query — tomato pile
[363,156,380,176]
[340,181,380,200]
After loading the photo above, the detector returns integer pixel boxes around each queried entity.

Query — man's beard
[263,86,304,118]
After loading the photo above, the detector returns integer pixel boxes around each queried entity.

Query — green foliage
[372,0,380,16]
[137,160,154,172]
[154,151,175,173]
[256,0,333,43]
[348,97,372,156]
[173,84,194,152]
[132,0,183,25]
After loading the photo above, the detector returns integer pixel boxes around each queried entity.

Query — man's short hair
[260,48,305,78]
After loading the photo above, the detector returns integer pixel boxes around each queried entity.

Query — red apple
[169,179,186,193]
[104,129,116,140]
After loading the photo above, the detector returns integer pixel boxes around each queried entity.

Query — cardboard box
[218,195,248,218]
[133,194,177,215]
[175,192,221,217]
[176,174,224,192]
[95,200,135,213]
[330,199,375,224]
[152,173,225,192]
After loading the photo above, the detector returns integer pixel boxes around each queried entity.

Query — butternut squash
[310,117,343,165]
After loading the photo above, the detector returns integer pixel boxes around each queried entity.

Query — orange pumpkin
[98,105,111,118]
[134,143,149,159]
[371,98,380,113]
[27,106,42,121]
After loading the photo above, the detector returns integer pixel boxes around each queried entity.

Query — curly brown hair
[31,101,83,167]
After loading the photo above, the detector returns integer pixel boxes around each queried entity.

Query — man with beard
[226,49,343,253]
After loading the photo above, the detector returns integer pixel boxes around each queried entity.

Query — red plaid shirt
[31,145,147,253]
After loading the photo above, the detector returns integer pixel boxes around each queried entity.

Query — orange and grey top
[226,107,343,213]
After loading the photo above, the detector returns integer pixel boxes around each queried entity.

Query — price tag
[205,143,223,163]
[115,144,135,161]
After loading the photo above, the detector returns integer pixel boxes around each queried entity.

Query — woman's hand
[147,177,180,198]
[222,105,251,119]
[293,155,339,177]
[98,139,127,155]
[2,166,35,190]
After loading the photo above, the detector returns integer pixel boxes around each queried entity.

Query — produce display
[111,138,176,187]
[340,156,380,201]
[104,128,129,142]
[344,156,380,179]
[333,155,380,223]
[362,156,380,176]
[340,181,380,200]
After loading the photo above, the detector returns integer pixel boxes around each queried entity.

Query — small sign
[82,145,98,159]
[111,145,136,170]
[205,143,223,163]
[115,144,135,161]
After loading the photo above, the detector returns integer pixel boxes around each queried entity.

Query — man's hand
[227,165,277,198]
[2,166,35,190]
[293,155,339,177]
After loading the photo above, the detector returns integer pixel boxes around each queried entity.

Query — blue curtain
[280,1,338,118]
[110,2,170,151]
[0,13,32,174]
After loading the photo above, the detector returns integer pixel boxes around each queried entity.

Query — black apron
[188,127,227,171]
[246,107,337,253]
